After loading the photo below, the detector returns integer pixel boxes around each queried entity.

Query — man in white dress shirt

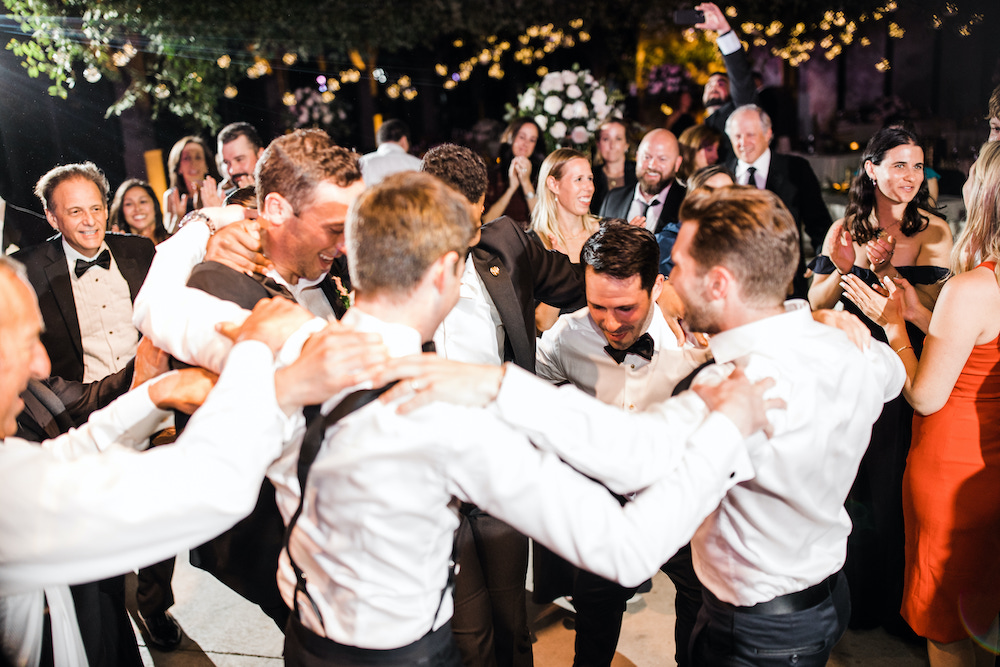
[382,186,904,666]
[358,119,423,186]
[0,257,357,667]
[535,221,708,667]
[273,172,773,666]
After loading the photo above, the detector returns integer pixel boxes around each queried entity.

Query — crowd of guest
[2,2,1000,666]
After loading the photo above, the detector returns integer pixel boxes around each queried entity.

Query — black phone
[673,9,705,25]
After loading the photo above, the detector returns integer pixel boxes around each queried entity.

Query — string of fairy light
[178,2,982,104]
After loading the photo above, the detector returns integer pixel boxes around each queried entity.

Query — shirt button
[630,364,635,369]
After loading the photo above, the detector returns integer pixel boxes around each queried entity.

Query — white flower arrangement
[507,67,624,154]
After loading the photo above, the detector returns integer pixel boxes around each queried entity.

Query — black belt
[736,572,838,616]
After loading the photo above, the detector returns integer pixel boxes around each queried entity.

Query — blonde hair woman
[530,148,599,331]
[841,141,1000,667]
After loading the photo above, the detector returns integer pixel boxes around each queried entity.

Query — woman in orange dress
[842,140,1000,666]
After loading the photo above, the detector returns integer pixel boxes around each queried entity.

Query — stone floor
[128,554,931,666]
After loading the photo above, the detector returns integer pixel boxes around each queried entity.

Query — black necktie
[636,198,660,218]
[74,249,111,278]
[746,166,759,188]
[604,332,654,364]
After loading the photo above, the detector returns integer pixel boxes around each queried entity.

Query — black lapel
[43,241,83,359]
[471,247,531,366]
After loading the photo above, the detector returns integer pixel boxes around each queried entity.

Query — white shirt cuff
[717,30,741,55]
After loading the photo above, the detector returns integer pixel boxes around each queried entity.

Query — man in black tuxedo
[422,143,584,666]
[600,129,688,274]
[10,162,178,656]
[724,104,832,298]
[12,163,154,383]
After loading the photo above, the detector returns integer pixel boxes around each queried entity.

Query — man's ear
[430,251,462,292]
[650,273,665,302]
[44,209,58,230]
[263,192,294,226]
[705,265,732,301]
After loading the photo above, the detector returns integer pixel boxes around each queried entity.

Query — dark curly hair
[421,143,488,204]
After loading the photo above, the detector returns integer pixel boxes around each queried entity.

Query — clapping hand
[840,273,905,328]
[866,233,896,275]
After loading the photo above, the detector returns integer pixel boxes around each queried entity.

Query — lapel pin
[490,266,500,276]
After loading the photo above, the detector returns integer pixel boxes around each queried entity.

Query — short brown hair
[421,143,488,204]
[256,129,361,213]
[35,162,109,211]
[678,186,799,306]
[347,171,476,296]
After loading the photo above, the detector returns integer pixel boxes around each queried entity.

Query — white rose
[586,118,598,132]
[519,89,537,111]
[534,114,548,130]
[584,72,596,86]
[570,126,590,144]
[540,72,564,93]
[591,88,607,107]
[562,104,575,119]
[550,121,567,140]
[572,101,589,118]
[561,70,577,85]
[543,95,564,115]
[566,84,582,99]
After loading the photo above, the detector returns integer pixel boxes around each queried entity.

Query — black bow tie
[604,332,654,364]
[74,249,111,278]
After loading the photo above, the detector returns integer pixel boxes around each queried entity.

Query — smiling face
[511,123,539,158]
[636,130,682,196]
[46,177,108,257]
[0,272,51,438]
[586,268,661,350]
[548,157,594,216]
[178,142,208,185]
[727,110,772,165]
[221,135,263,188]
[271,178,367,283]
[121,185,157,235]
[866,142,924,205]
[598,122,628,165]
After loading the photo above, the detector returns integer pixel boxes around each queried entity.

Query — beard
[639,172,672,197]
[703,92,727,109]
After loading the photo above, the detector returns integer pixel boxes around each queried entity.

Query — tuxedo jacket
[598,181,687,235]
[705,39,757,164]
[475,216,584,372]
[726,152,833,297]
[12,233,155,382]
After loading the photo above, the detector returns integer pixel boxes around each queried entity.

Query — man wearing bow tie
[13,162,154,384]
[534,220,709,667]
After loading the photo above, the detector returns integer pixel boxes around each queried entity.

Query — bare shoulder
[918,211,953,242]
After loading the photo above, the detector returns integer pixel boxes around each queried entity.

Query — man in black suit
[600,129,688,274]
[696,2,756,163]
[10,162,179,655]
[12,163,154,383]
[422,143,584,666]
[724,104,832,298]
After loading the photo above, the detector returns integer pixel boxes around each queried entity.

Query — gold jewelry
[895,344,913,354]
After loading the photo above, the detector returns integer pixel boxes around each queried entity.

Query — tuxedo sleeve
[792,158,834,249]
[719,31,756,108]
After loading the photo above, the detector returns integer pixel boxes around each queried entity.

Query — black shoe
[137,610,183,651]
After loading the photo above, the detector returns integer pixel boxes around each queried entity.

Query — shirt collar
[707,299,811,364]
[63,238,110,266]
[632,181,672,204]
[341,307,423,359]
[738,148,772,173]
[377,143,406,156]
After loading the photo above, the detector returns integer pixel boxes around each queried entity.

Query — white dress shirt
[433,255,505,366]
[536,306,709,412]
[493,300,905,607]
[358,143,423,186]
[64,239,138,382]
[625,184,674,233]
[0,342,289,667]
[267,307,753,650]
[735,149,772,189]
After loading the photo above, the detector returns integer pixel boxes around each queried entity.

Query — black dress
[591,160,636,215]
[809,255,948,635]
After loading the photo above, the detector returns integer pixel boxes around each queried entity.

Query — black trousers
[136,557,175,617]
[285,615,462,667]
[689,572,850,667]
[450,511,532,667]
